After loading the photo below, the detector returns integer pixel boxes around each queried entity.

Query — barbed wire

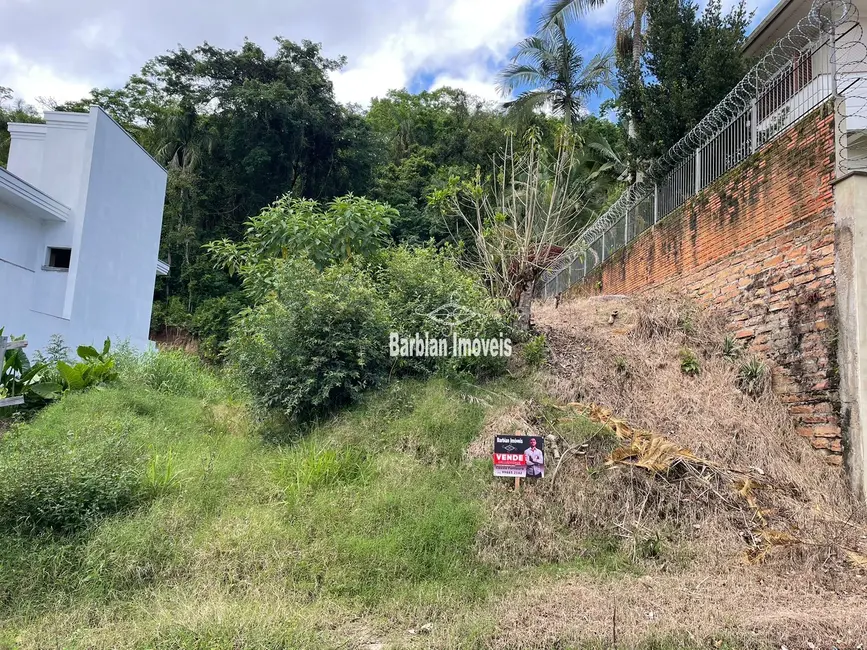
[542,0,866,291]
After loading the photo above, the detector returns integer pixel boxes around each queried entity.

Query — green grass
[0,357,750,649]
[0,363,508,648]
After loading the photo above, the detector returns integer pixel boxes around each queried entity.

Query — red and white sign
[493,435,545,478]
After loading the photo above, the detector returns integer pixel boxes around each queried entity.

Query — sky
[1,0,779,117]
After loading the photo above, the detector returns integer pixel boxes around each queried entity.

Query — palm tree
[498,17,613,127]
[543,0,648,68]
[154,103,214,276]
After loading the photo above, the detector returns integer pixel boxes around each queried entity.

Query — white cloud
[330,0,533,105]
[1,0,534,110]
[582,1,619,28]
[0,46,92,107]
[430,67,503,103]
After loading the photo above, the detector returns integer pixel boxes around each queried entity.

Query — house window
[45,247,71,270]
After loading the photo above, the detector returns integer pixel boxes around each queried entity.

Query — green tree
[617,0,751,162]
[62,38,384,343]
[365,87,508,243]
[498,18,613,127]
[0,88,43,168]
[205,193,395,303]
[431,128,599,330]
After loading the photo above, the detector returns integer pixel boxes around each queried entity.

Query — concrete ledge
[0,167,70,222]
[831,170,867,186]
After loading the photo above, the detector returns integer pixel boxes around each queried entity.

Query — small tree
[618,0,752,162]
[205,193,396,303]
[431,127,595,331]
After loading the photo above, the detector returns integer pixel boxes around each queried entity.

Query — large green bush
[0,422,144,534]
[226,259,390,421]
[373,244,514,377]
[227,246,515,421]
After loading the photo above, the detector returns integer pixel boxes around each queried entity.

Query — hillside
[1,295,866,649]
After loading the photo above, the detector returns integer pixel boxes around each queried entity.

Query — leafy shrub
[56,338,119,391]
[206,193,396,303]
[149,295,192,334]
[372,244,514,377]
[522,334,547,368]
[190,292,248,361]
[1,329,62,412]
[227,259,390,421]
[33,334,71,367]
[679,348,701,376]
[0,423,144,534]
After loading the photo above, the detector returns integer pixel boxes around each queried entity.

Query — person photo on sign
[524,437,544,478]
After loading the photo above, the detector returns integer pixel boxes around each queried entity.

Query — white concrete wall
[0,202,71,346]
[6,123,46,187]
[68,108,166,350]
[834,171,867,502]
[0,107,166,354]
[0,208,40,319]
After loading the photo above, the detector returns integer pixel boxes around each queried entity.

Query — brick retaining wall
[575,104,842,461]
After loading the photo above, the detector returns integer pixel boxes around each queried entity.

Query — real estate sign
[493,435,545,478]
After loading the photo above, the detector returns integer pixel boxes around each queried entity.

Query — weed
[523,334,547,368]
[722,335,742,361]
[0,418,144,534]
[273,443,372,494]
[116,348,235,403]
[144,449,182,498]
[737,357,769,396]
[614,355,630,376]
[678,348,701,376]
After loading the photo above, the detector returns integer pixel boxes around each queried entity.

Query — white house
[744,0,867,161]
[0,106,168,353]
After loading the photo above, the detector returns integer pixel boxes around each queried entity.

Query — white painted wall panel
[68,109,166,350]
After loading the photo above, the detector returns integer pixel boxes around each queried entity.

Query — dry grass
[468,291,867,647]
[534,292,865,568]
[475,570,867,649]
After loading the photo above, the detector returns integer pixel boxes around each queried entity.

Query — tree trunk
[516,279,536,332]
[628,6,644,140]
[632,12,642,68]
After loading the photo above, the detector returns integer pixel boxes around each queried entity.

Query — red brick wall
[577,104,841,461]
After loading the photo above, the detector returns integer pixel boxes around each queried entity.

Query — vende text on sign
[493,453,525,466]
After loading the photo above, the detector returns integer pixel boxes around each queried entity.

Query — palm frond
[540,0,609,28]
[512,35,550,61]
[498,64,545,94]
[503,89,551,121]
[575,50,615,94]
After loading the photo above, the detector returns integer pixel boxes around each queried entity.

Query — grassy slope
[0,370,571,649]
[2,339,804,650]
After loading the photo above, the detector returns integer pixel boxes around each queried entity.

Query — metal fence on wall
[540,0,867,299]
